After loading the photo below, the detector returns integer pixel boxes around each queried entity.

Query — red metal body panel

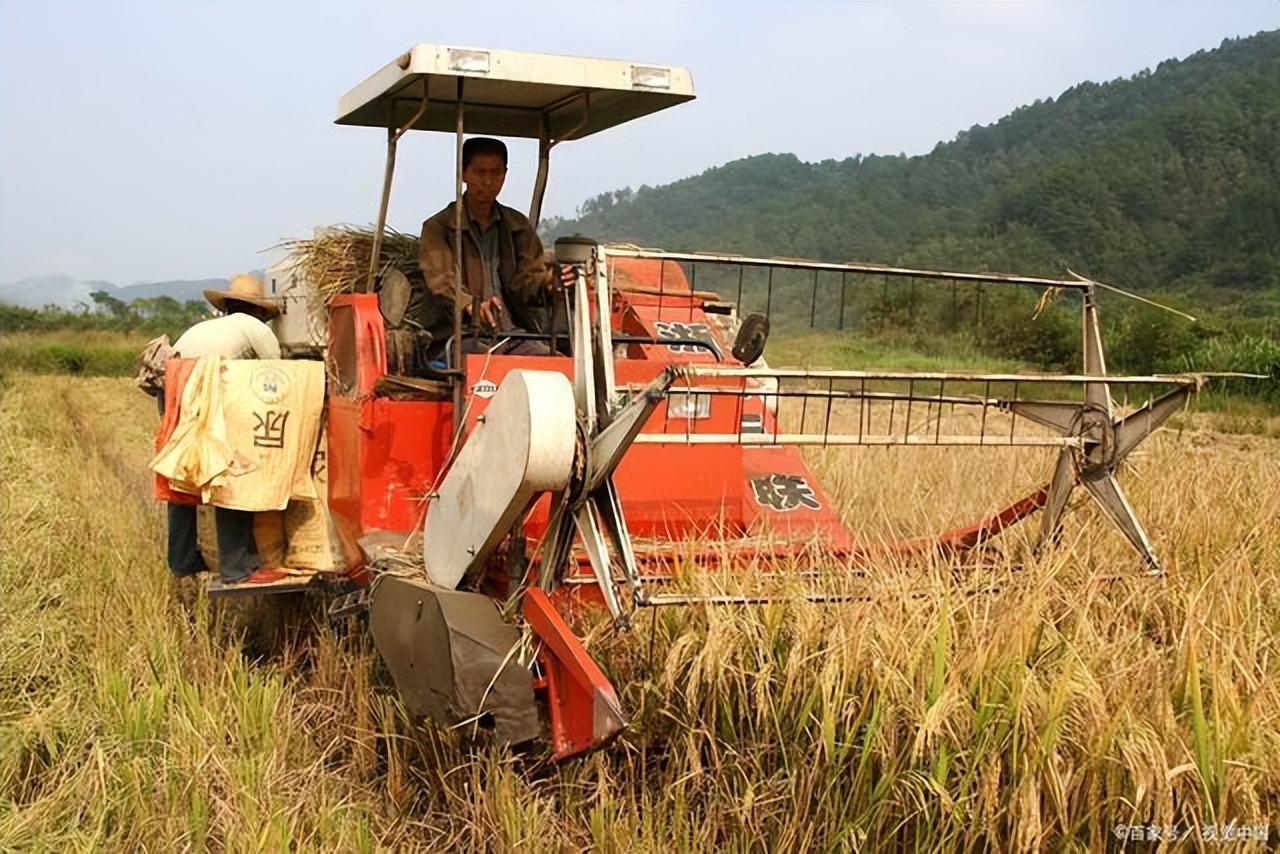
[325,294,452,546]
[523,588,626,760]
[328,396,451,534]
[460,355,853,564]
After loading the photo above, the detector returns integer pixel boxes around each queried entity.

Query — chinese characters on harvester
[751,473,821,512]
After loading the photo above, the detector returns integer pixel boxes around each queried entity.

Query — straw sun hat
[202,273,280,316]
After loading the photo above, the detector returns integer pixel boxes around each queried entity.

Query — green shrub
[1182,332,1280,402]
[0,332,147,379]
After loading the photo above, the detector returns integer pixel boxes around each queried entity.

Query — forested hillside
[547,32,1279,315]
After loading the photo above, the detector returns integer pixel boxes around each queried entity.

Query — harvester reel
[1005,287,1195,574]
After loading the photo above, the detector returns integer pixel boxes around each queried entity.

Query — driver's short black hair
[462,137,508,169]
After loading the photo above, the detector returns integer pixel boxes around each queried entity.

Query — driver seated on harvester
[417,136,571,357]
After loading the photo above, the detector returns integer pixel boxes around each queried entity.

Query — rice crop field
[2,370,1278,853]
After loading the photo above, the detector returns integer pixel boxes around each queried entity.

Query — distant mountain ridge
[0,275,233,311]
[546,31,1280,310]
[8,33,1277,316]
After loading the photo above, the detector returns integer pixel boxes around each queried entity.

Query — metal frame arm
[363,93,429,293]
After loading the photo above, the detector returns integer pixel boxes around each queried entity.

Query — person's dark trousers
[458,333,551,357]
[166,502,262,582]
[160,395,208,578]
[210,507,262,582]
[167,502,209,577]
[159,393,261,583]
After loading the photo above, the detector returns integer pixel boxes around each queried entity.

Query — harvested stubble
[2,372,1278,853]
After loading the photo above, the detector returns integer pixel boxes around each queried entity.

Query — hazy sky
[1,1,1274,284]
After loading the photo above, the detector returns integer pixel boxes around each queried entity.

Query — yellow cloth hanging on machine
[151,357,324,511]
[213,359,324,511]
[150,354,235,499]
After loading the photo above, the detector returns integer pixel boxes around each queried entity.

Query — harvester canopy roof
[336,44,696,139]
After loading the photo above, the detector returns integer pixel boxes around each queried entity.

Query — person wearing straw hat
[172,273,283,362]
[165,273,286,586]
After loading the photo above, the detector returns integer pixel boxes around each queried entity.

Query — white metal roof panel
[336,44,695,139]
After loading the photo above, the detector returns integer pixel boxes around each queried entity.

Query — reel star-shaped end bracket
[1004,283,1204,575]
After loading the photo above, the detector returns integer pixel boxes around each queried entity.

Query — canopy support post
[529,116,551,227]
[528,93,590,226]
[452,78,467,437]
[364,92,428,293]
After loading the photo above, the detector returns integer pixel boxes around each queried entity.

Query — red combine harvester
[239,45,1214,761]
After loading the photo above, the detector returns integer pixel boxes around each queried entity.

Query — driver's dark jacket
[415,199,550,337]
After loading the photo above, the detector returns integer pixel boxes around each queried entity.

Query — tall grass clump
[0,331,149,383]
[1162,330,1280,434]
[764,329,1027,374]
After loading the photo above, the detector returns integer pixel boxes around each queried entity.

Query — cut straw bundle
[279,226,421,307]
